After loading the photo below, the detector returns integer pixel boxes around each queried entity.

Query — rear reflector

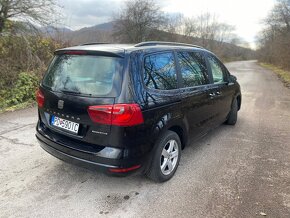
[109,165,141,173]
[36,89,44,108]
[88,104,144,126]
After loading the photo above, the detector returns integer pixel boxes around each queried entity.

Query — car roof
[55,41,206,57]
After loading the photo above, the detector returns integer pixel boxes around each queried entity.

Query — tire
[225,98,238,125]
[146,130,181,182]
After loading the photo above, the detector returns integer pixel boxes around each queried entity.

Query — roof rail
[78,42,111,46]
[134,41,203,49]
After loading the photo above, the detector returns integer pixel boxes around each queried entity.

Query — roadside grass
[259,62,290,88]
[0,72,39,114]
[0,101,36,113]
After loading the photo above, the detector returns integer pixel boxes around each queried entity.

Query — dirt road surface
[1,60,290,218]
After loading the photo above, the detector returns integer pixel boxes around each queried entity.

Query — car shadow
[41,123,238,188]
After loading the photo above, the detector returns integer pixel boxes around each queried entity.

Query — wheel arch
[236,94,241,111]
[168,125,188,149]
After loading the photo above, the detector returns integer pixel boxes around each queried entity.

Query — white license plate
[51,116,79,134]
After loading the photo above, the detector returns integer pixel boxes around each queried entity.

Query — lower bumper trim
[36,133,143,175]
[38,136,116,172]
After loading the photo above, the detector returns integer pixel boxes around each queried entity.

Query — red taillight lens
[111,104,144,126]
[87,104,144,126]
[87,105,113,124]
[36,89,44,108]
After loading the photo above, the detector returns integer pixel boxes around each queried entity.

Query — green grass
[0,100,36,113]
[259,62,290,88]
[0,72,39,113]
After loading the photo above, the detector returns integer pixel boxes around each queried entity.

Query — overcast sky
[59,0,276,47]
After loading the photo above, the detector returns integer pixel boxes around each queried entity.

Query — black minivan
[36,41,241,182]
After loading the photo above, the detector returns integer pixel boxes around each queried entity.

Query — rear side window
[207,55,225,84]
[43,55,123,96]
[177,51,208,87]
[144,52,178,90]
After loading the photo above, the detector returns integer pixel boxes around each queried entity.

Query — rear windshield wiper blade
[60,90,92,96]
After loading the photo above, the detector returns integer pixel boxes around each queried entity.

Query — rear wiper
[60,90,81,95]
[60,90,92,96]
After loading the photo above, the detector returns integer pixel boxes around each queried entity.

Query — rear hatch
[38,50,124,146]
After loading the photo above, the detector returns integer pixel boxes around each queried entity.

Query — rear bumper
[36,122,149,175]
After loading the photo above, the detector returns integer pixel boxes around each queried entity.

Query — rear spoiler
[54,50,124,58]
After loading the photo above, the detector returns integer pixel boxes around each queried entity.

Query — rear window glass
[42,55,123,96]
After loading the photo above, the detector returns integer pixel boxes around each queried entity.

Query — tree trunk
[0,0,9,33]
[0,17,5,33]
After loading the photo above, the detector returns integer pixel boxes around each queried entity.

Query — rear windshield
[42,55,123,96]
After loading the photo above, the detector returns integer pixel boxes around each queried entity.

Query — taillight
[88,104,144,126]
[36,89,44,108]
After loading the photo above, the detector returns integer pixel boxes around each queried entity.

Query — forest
[2,0,288,111]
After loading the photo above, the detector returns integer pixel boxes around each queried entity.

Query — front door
[176,50,216,137]
[205,54,235,125]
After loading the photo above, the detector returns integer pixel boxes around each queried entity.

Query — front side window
[177,51,208,87]
[207,55,225,84]
[144,52,178,90]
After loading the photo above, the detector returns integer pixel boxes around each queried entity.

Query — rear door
[140,51,182,136]
[39,52,124,145]
[176,50,215,137]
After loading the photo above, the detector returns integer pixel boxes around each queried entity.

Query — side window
[177,51,208,87]
[208,55,225,84]
[144,52,177,90]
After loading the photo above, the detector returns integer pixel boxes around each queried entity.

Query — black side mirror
[228,75,237,85]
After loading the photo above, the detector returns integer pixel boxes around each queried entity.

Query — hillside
[54,22,114,45]
[43,21,255,61]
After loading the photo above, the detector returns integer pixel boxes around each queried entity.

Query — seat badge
[58,100,64,109]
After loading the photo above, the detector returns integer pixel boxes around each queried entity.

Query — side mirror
[230,75,237,81]
[228,75,237,85]
[229,75,237,83]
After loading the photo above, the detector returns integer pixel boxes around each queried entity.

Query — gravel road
[1,60,290,218]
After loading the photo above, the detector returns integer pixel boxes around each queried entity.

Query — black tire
[146,130,181,183]
[226,98,238,125]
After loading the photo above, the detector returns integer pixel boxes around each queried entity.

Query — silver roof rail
[134,41,203,49]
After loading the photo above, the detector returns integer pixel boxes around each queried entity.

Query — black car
[36,41,241,182]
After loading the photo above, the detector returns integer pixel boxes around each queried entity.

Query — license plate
[51,116,79,134]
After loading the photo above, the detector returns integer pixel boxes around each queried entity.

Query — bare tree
[113,0,166,43]
[0,0,58,33]
[183,17,196,37]
[257,0,290,69]
[265,0,290,32]
[183,13,236,48]
[164,13,184,35]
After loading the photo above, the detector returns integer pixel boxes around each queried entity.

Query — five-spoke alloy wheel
[160,139,179,175]
[146,130,181,182]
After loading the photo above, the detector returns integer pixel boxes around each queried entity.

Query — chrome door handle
[216,91,221,96]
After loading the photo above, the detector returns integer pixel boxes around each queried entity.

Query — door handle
[209,93,215,98]
[216,91,221,96]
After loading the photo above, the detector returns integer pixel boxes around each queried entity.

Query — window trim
[141,50,181,93]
